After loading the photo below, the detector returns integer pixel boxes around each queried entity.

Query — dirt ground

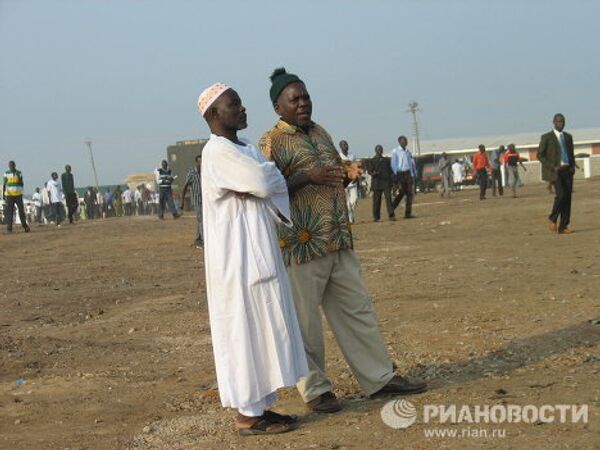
[1,178,599,450]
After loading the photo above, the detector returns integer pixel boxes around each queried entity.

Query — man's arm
[567,133,577,169]
[536,134,549,166]
[390,150,398,174]
[180,181,190,209]
[205,144,289,199]
[286,166,345,196]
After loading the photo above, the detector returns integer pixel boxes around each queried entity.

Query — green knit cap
[269,67,302,104]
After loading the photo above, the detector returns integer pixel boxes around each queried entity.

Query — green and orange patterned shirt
[259,119,353,266]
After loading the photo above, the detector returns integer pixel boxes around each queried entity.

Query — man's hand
[554,166,561,173]
[344,161,363,182]
[308,166,345,186]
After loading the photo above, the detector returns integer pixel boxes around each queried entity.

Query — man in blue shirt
[390,136,416,218]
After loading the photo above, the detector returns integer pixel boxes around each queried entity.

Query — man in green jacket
[537,113,575,234]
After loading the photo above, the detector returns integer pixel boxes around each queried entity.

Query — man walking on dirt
[368,145,395,221]
[391,136,416,218]
[473,145,491,200]
[2,161,30,233]
[61,165,78,224]
[488,146,504,197]
[537,113,575,234]
[438,152,452,198]
[155,160,181,220]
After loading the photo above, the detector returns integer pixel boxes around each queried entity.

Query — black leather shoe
[372,375,427,397]
[306,392,342,413]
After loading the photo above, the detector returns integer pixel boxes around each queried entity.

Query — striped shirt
[3,169,24,197]
[185,167,202,207]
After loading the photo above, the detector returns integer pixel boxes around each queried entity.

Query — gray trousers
[441,172,450,196]
[287,249,394,402]
[194,204,203,246]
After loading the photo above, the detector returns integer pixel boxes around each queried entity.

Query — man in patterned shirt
[259,68,427,414]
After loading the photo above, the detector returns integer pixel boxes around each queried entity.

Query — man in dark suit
[537,113,575,234]
[368,145,395,222]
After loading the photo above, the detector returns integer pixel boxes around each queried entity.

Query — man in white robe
[197,83,308,435]
[452,160,464,190]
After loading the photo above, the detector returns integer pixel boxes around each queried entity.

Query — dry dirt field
[1,178,599,450]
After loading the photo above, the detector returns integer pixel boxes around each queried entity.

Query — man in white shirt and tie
[390,135,416,218]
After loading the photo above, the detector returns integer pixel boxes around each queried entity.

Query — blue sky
[1,0,598,191]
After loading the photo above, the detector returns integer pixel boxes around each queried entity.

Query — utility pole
[84,138,100,192]
[407,101,422,156]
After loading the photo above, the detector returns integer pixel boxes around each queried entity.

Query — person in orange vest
[472,145,491,200]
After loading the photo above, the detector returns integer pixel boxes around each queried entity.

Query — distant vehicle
[419,163,442,192]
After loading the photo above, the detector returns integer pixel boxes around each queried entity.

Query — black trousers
[4,195,28,231]
[490,168,503,196]
[392,172,414,217]
[477,169,488,199]
[66,193,78,223]
[549,167,574,231]
[372,188,394,220]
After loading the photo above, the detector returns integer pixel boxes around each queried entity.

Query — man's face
[195,158,202,170]
[8,161,15,170]
[553,115,565,132]
[375,145,383,156]
[339,140,349,155]
[211,89,247,131]
[65,165,71,173]
[52,173,58,180]
[161,161,168,169]
[479,146,485,153]
[274,82,312,129]
[399,137,408,148]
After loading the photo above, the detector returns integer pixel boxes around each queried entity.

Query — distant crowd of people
[338,137,531,225]
[0,160,192,231]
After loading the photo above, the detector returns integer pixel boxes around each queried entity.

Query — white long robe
[201,134,308,410]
